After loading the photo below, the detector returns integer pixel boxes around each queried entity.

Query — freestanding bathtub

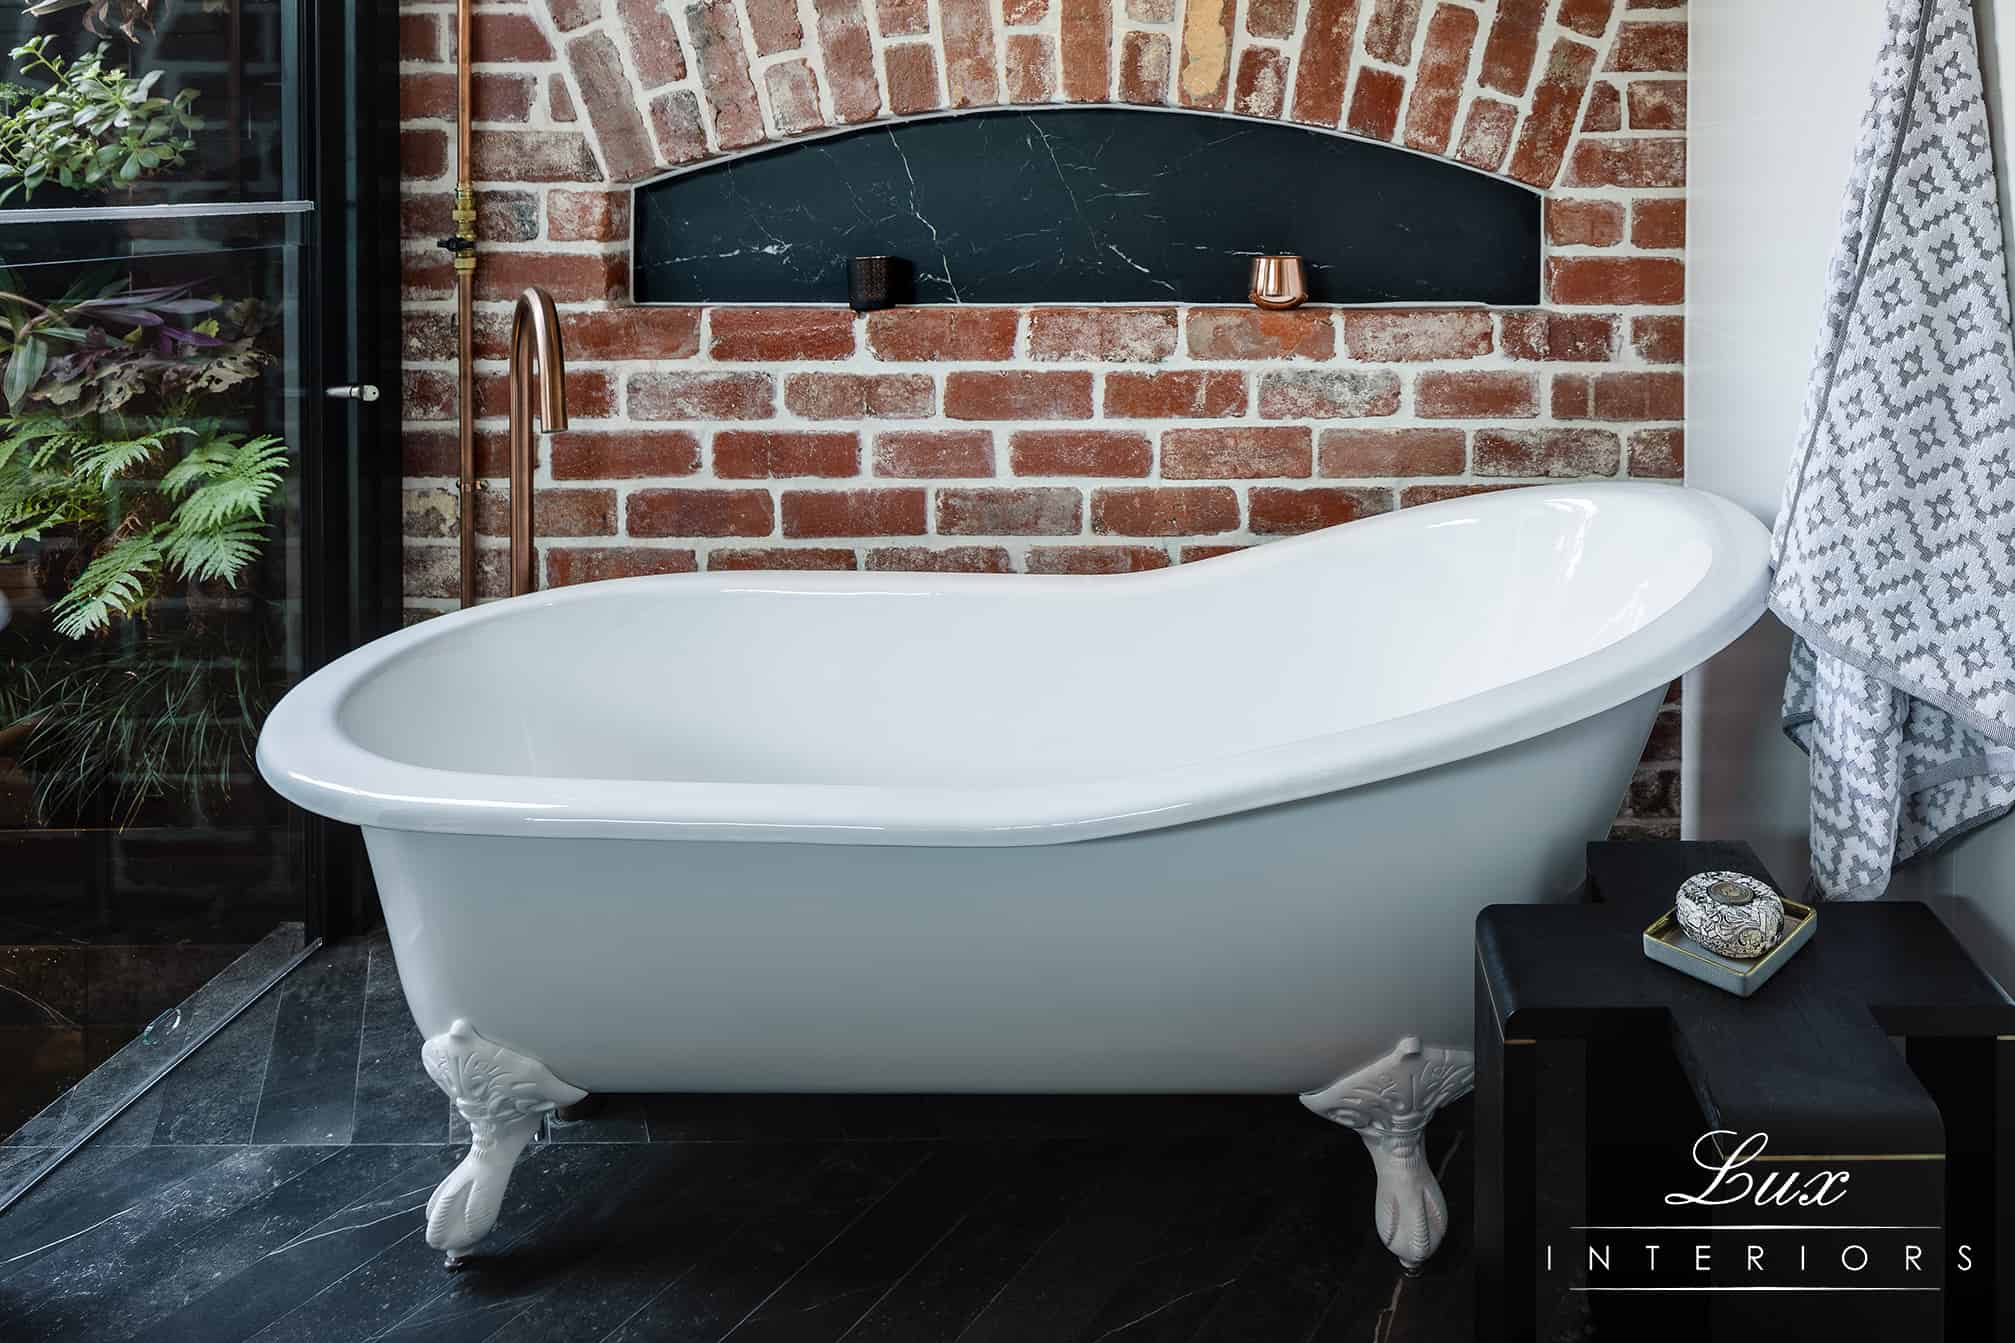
[257,482,1769,1272]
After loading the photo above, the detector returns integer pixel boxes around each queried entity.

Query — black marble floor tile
[463,1143,828,1343]
[0,937,271,1140]
[377,1145,761,1342]
[139,1145,465,1342]
[249,940,370,1146]
[727,1140,1045,1342]
[240,1144,626,1343]
[51,924,308,1150]
[0,1143,234,1277]
[0,934,1476,1343]
[86,1084,168,1149]
[43,1034,173,1149]
[146,990,285,1145]
[0,919,307,1217]
[0,1144,56,1203]
[837,1138,1124,1343]
[99,1145,450,1340]
[1383,1125,1476,1343]
[172,924,310,1029]
[2,1091,67,1149]
[955,1135,1254,1343]
[1186,1132,1384,1342]
[351,942,445,1146]
[1073,1134,1304,1342]
[0,1144,340,1339]
[600,1142,934,1342]
[0,1137,122,1241]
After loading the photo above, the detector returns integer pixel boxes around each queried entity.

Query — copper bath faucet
[508,287,569,597]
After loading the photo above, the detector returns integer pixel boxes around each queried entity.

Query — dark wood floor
[0,936,1476,1342]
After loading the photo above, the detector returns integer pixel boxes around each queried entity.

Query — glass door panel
[0,0,383,1188]
[1,0,298,208]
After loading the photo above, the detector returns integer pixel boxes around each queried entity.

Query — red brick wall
[397,0,1687,833]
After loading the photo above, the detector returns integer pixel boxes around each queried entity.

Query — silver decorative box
[1643,897,1817,998]
[1674,870,1784,957]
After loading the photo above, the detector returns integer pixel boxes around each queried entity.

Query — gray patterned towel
[1772,0,2015,901]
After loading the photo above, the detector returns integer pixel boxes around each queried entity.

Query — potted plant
[0,36,200,206]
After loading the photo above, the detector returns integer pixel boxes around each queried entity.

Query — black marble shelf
[633,108,1543,307]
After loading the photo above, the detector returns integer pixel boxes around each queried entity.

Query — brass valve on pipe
[440,185,478,273]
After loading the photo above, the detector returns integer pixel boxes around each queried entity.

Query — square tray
[1642,897,1817,997]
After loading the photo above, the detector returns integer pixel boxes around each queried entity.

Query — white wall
[1689,0,2015,987]
[1684,0,1887,891]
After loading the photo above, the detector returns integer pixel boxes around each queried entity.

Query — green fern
[0,415,100,548]
[4,418,289,635]
[50,524,164,637]
[73,423,186,486]
[162,432,284,529]
[154,429,238,494]
[0,410,76,474]
[161,514,262,583]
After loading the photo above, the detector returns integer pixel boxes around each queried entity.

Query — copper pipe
[455,268,477,604]
[455,0,473,176]
[508,288,569,597]
[451,0,479,605]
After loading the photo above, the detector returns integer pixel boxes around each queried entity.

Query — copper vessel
[1249,255,1309,310]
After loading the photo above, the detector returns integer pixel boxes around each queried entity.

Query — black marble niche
[633,108,1543,306]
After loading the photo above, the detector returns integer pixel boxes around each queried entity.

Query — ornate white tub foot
[1301,1036,1475,1276]
[421,1019,587,1267]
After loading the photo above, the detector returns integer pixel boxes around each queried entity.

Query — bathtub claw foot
[1301,1036,1474,1274]
[421,1020,587,1260]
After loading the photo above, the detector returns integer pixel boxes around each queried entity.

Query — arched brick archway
[396,0,1688,832]
[538,0,1673,195]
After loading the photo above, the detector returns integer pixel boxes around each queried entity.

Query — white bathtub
[257,482,1769,1269]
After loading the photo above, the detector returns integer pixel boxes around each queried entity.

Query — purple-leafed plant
[0,272,270,415]
[24,0,160,42]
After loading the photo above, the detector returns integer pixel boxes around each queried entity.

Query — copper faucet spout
[508,287,568,597]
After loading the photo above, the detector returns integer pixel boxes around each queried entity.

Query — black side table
[1474,840,2015,1342]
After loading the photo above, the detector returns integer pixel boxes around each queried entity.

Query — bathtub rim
[256,483,1769,848]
